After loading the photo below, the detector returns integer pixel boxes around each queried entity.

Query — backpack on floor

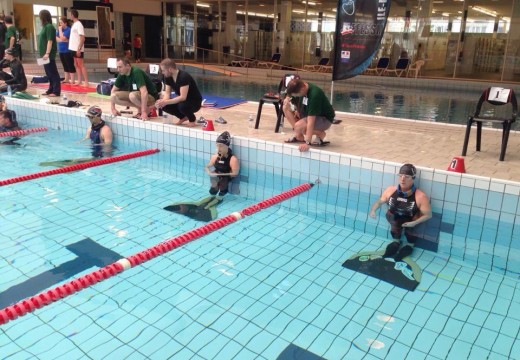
[31,76,49,83]
[96,79,116,96]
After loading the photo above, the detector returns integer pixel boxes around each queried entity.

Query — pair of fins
[164,196,223,222]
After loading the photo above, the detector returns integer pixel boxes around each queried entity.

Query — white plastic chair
[407,60,425,78]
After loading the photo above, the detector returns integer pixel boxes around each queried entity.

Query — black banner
[332,0,391,81]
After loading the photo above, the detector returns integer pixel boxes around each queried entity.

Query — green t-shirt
[5,25,20,49]
[305,82,335,121]
[38,23,57,59]
[114,66,158,97]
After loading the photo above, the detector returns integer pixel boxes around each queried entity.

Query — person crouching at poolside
[369,163,432,261]
[0,47,27,93]
[205,131,239,196]
[285,78,335,152]
[110,57,159,121]
[155,58,202,127]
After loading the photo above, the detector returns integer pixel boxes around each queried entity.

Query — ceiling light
[471,6,497,17]
[196,3,210,8]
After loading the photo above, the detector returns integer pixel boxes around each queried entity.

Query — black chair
[462,87,518,161]
[255,74,300,133]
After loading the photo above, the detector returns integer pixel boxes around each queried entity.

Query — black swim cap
[399,163,416,179]
[216,131,231,147]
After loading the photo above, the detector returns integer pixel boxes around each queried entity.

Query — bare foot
[174,118,188,126]
[185,122,197,127]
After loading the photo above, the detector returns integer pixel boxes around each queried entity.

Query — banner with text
[332,0,391,81]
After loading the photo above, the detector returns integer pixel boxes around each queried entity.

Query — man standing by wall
[68,9,89,87]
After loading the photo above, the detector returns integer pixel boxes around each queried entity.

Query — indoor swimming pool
[0,101,519,359]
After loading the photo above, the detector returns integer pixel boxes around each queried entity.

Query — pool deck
[25,72,520,183]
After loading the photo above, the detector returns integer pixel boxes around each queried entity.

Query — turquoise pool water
[1,128,519,359]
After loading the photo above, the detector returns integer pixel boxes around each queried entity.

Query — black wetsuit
[210,149,233,196]
[386,186,420,241]
[0,58,27,92]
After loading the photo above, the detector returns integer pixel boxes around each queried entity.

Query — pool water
[0,130,519,359]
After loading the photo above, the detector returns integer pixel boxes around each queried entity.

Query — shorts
[308,116,332,131]
[114,90,156,106]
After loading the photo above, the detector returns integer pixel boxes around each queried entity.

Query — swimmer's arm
[228,156,240,177]
[80,128,91,142]
[369,186,395,218]
[205,155,217,176]
[102,128,113,145]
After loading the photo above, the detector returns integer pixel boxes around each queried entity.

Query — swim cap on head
[399,163,416,179]
[87,106,102,117]
[216,131,231,147]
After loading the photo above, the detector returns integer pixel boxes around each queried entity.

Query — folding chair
[383,58,410,77]
[255,74,299,132]
[461,87,518,161]
[364,57,390,76]
[303,57,329,72]
[257,53,282,69]
[407,60,425,78]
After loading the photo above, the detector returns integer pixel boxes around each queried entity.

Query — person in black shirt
[0,15,6,61]
[155,58,202,127]
[0,47,27,93]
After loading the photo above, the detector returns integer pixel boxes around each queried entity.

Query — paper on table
[37,58,50,66]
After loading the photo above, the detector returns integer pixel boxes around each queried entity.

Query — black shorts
[72,51,84,59]
[59,52,76,73]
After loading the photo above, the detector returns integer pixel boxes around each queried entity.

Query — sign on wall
[332,0,391,80]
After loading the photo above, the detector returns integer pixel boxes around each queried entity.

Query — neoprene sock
[383,241,400,258]
[394,245,413,262]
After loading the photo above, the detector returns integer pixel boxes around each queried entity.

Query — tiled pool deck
[21,61,520,182]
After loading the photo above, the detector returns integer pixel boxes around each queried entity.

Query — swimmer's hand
[111,109,121,116]
[369,210,376,219]
[402,221,416,228]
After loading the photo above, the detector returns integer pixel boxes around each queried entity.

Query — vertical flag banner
[332,0,391,80]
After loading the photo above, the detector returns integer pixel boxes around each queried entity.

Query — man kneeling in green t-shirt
[110,57,159,121]
[285,78,335,152]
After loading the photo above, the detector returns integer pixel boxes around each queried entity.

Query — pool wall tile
[12,98,519,277]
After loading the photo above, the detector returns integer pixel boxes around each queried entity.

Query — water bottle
[7,85,12,97]
[61,94,68,106]
[248,114,254,128]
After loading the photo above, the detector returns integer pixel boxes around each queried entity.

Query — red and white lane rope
[0,182,314,325]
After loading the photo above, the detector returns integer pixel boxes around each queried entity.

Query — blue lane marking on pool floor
[0,238,122,308]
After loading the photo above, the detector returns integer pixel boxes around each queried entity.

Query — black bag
[31,76,49,83]
[152,78,163,93]
[96,79,115,95]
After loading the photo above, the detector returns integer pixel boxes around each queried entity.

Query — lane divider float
[0,182,314,325]
[0,127,48,138]
[0,148,160,187]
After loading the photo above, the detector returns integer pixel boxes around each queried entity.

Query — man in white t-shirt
[68,9,89,87]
